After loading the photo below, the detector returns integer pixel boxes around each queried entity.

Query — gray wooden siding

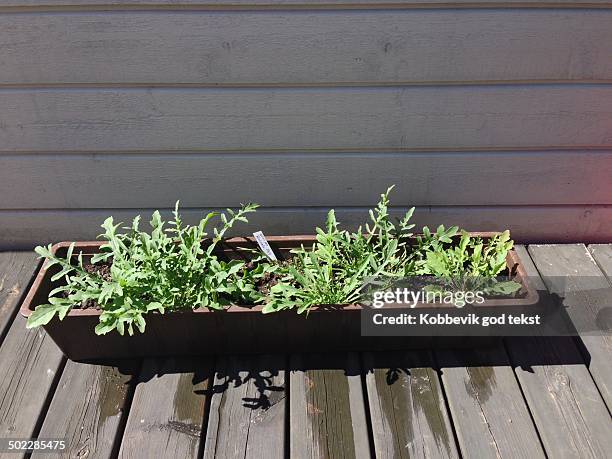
[3,0,612,7]
[3,11,612,85]
[3,152,612,208]
[0,2,611,248]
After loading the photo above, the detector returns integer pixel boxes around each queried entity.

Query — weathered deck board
[203,354,286,458]
[589,244,612,283]
[0,315,65,453]
[506,246,612,458]
[436,346,545,458]
[1,246,610,457]
[507,335,612,457]
[0,252,64,456]
[118,358,213,459]
[528,244,612,411]
[32,360,138,459]
[289,352,371,459]
[363,350,459,458]
[0,252,39,341]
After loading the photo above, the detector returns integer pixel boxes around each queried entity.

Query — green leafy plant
[26,187,523,336]
[27,202,265,335]
[413,229,521,296]
[262,186,416,313]
[261,191,520,313]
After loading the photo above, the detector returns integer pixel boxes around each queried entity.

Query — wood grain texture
[203,355,285,458]
[3,151,612,209]
[33,361,137,459]
[436,346,545,458]
[290,353,371,459]
[589,244,612,282]
[506,246,612,459]
[1,206,610,250]
[508,336,612,458]
[363,350,459,458]
[0,315,65,451]
[2,11,612,85]
[2,86,612,152]
[0,252,39,341]
[119,358,212,459]
[528,244,612,411]
[3,0,612,8]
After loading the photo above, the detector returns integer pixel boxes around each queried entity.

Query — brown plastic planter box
[21,234,538,361]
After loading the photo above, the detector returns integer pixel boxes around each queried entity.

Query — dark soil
[84,262,112,281]
[242,260,292,296]
[63,262,111,309]
[68,296,101,310]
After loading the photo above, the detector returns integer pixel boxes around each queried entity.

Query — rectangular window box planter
[20,235,538,361]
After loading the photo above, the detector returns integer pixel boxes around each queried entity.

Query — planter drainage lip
[19,234,540,360]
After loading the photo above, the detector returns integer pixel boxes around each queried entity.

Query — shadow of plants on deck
[209,367,285,410]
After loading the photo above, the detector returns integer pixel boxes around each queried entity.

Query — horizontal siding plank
[2,86,612,151]
[0,151,612,209]
[3,0,612,8]
[0,206,610,249]
[2,152,611,208]
[2,11,612,85]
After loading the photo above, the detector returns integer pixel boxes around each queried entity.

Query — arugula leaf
[26,301,71,328]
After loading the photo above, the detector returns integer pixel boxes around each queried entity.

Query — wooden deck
[0,244,610,458]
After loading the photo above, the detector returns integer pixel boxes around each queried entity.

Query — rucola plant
[410,227,521,295]
[27,202,264,335]
[261,187,520,313]
[262,186,416,313]
[26,186,521,334]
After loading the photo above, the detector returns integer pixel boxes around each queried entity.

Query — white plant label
[253,231,277,261]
